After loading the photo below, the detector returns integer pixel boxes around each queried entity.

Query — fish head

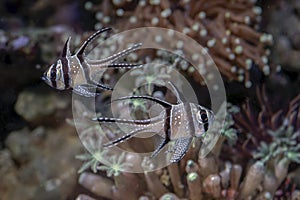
[42,59,66,90]
[190,103,214,138]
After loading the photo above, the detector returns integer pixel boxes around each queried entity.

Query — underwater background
[1,0,300,199]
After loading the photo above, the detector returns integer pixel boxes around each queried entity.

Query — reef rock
[15,88,71,126]
[2,125,82,200]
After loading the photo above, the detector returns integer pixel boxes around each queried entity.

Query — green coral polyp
[97,152,132,177]
[255,125,300,164]
[187,172,198,181]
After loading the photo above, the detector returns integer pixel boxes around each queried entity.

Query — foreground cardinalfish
[42,27,142,97]
[94,82,214,162]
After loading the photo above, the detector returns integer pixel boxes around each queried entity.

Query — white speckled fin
[73,84,100,97]
[107,63,143,68]
[112,95,173,108]
[94,117,155,124]
[73,83,112,97]
[86,43,142,66]
[170,137,192,162]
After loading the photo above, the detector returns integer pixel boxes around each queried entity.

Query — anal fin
[150,135,169,159]
[170,137,192,162]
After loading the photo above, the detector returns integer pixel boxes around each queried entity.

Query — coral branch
[167,163,184,197]
[187,172,203,200]
[239,161,265,199]
[198,153,218,178]
[144,172,168,198]
[203,174,222,199]
[78,172,114,199]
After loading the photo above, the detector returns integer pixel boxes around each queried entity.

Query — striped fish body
[95,82,214,162]
[169,104,193,140]
[61,56,93,89]
[44,55,84,90]
[42,28,142,97]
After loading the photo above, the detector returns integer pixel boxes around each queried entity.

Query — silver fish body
[42,28,142,97]
[94,82,214,162]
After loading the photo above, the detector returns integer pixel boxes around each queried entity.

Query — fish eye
[200,110,208,123]
[197,109,208,124]
[50,64,57,79]
[51,70,56,77]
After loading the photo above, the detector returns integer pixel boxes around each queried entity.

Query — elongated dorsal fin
[61,37,71,57]
[112,95,173,108]
[167,81,185,104]
[86,43,142,64]
[76,27,112,56]
[110,82,184,108]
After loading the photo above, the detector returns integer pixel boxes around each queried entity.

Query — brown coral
[230,87,300,199]
[85,0,273,87]
[265,0,300,72]
[233,86,300,153]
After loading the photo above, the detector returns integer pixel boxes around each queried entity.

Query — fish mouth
[208,110,215,123]
[41,71,49,81]
[41,76,47,81]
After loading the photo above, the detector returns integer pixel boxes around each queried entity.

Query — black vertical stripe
[165,107,172,141]
[200,109,209,132]
[204,123,209,132]
[50,65,57,88]
[77,54,84,63]
[61,37,70,57]
[61,57,70,89]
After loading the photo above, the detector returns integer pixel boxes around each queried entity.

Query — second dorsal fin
[112,95,173,108]
[111,82,184,108]
[167,81,185,104]
[76,27,112,56]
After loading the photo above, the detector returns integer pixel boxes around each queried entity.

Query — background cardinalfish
[42,28,142,97]
[94,82,214,162]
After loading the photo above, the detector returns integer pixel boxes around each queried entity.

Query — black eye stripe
[51,71,56,78]
[50,66,57,88]
[50,66,57,80]
[204,122,209,132]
